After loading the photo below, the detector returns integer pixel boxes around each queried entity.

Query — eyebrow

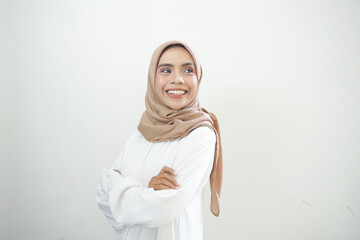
[157,62,195,68]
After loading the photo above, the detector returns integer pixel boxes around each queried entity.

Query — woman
[96,40,223,240]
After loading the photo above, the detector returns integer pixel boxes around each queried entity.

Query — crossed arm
[96,127,216,229]
[113,166,179,191]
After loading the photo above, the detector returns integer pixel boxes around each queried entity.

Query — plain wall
[1,0,360,239]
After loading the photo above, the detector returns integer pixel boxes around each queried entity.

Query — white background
[1,0,359,239]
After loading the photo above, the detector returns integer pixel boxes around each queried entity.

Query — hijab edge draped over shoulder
[137,40,223,217]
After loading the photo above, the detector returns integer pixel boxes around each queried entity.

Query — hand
[148,166,180,191]
[113,169,121,174]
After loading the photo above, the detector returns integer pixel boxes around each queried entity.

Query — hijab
[138,40,223,217]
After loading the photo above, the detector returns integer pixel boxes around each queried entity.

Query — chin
[169,106,182,110]
[168,104,185,110]
[163,98,190,110]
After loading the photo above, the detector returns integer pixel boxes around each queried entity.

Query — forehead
[158,47,194,65]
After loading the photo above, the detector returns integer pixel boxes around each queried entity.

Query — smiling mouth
[166,90,187,95]
[165,89,188,98]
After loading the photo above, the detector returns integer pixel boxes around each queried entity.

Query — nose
[171,72,185,84]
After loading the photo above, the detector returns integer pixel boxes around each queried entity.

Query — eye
[160,68,171,73]
[184,68,194,73]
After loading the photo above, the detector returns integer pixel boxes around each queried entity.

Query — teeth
[167,90,186,95]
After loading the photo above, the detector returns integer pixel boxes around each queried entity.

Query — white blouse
[96,126,216,240]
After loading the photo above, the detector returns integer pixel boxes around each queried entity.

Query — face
[155,47,198,110]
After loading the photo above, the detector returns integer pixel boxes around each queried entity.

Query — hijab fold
[138,40,223,216]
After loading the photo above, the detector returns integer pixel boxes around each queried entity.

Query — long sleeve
[96,138,136,230]
[96,172,126,230]
[96,169,141,230]
[98,127,216,228]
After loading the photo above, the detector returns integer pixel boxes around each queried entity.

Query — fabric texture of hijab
[138,40,223,217]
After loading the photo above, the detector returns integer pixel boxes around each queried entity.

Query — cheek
[188,77,199,93]
[154,74,164,93]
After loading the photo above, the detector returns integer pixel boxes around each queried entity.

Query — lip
[165,88,188,99]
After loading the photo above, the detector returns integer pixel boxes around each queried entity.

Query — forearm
[97,127,216,228]
[96,185,125,230]
[104,142,214,228]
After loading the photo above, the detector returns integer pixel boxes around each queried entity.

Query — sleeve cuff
[100,169,123,194]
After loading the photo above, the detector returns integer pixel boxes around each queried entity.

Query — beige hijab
[138,40,223,217]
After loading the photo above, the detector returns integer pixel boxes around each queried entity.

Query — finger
[149,176,168,189]
[156,183,174,190]
[159,178,177,189]
[154,178,175,189]
[162,173,180,187]
[154,184,165,191]
[161,166,177,176]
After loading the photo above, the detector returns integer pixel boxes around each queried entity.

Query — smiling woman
[155,45,198,110]
[96,41,223,240]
